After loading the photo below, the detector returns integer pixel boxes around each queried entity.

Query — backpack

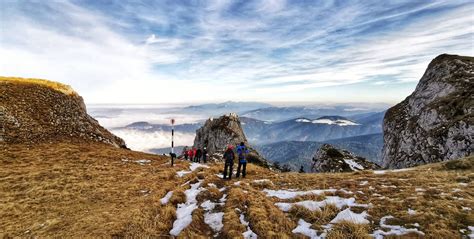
[237,145,248,161]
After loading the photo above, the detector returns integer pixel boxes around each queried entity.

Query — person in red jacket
[188,148,194,161]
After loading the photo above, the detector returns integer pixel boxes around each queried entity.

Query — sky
[1,0,473,105]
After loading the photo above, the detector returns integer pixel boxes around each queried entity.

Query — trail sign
[170,118,176,166]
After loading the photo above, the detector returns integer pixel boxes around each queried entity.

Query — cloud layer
[1,0,473,104]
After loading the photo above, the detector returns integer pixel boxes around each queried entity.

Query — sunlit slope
[1,142,472,238]
[0,76,77,96]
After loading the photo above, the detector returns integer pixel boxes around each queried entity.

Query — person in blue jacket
[236,142,249,178]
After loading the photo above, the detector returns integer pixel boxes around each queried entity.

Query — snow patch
[170,180,204,236]
[204,212,224,232]
[292,219,320,238]
[263,188,336,199]
[373,168,414,174]
[330,208,370,224]
[201,200,218,211]
[312,119,360,126]
[295,118,311,123]
[189,162,210,171]
[275,197,365,212]
[160,191,173,205]
[343,159,364,170]
[135,159,151,165]
[177,162,209,177]
[240,214,258,239]
[202,193,227,234]
[372,216,425,238]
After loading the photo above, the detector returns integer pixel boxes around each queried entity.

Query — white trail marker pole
[170,118,176,166]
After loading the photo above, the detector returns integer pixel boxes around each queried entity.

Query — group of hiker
[182,146,207,163]
[223,142,249,180]
[180,142,251,180]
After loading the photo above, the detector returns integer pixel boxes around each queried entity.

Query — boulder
[311,144,380,173]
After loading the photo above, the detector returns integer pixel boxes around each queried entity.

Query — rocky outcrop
[382,54,473,168]
[311,144,380,173]
[193,113,270,167]
[0,77,127,148]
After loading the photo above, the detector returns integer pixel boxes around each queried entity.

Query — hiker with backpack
[236,142,249,178]
[196,148,202,163]
[223,145,235,180]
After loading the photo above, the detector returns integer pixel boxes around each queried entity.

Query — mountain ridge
[382,54,473,168]
[0,77,126,148]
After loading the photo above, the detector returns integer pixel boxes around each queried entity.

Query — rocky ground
[1,142,472,238]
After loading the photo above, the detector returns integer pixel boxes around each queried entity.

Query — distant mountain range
[241,113,384,144]
[170,101,273,116]
[120,110,384,145]
[115,102,388,170]
[255,133,383,171]
[241,103,390,122]
[124,121,202,133]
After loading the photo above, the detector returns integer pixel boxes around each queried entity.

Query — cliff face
[0,77,126,148]
[382,54,473,168]
[311,144,380,173]
[193,113,270,167]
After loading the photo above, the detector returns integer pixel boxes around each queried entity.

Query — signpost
[170,119,176,166]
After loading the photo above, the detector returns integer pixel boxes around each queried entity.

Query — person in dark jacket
[192,147,197,162]
[223,145,234,180]
[202,147,208,163]
[299,165,305,173]
[236,142,249,178]
[196,148,202,163]
[183,146,189,160]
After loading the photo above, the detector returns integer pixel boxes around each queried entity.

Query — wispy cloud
[1,0,472,104]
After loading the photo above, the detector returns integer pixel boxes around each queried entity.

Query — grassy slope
[0,142,473,238]
[0,76,77,96]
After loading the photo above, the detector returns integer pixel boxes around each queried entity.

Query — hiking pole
[170,118,176,166]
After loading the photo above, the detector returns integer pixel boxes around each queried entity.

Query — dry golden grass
[0,76,77,96]
[1,141,472,238]
[326,221,371,239]
[0,142,187,237]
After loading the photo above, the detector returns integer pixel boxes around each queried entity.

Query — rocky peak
[382,54,473,168]
[311,144,380,173]
[193,113,270,167]
[0,77,127,148]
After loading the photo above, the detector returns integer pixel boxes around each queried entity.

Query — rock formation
[193,113,270,167]
[382,54,473,168]
[311,144,380,173]
[0,77,127,148]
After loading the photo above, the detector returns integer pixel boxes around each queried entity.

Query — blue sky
[1,0,473,104]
